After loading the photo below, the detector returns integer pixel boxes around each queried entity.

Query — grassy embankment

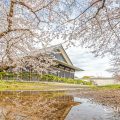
[0,80,120,91]
[1,72,120,90]
[91,84,120,90]
[0,72,92,91]
[0,80,91,91]
[0,80,52,91]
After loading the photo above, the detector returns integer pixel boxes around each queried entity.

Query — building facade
[48,44,83,79]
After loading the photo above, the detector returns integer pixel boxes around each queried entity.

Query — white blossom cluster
[0,0,119,74]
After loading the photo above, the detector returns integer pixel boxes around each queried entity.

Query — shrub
[41,74,92,85]
[0,72,17,80]
[41,74,57,82]
[0,72,92,85]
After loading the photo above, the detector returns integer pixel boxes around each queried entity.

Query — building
[46,44,83,79]
[89,77,120,86]
[4,44,83,80]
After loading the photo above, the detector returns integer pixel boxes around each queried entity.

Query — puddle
[0,91,120,120]
[65,97,120,120]
[0,91,75,120]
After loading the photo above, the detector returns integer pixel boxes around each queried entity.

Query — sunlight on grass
[92,84,120,90]
[0,80,88,91]
[0,80,53,91]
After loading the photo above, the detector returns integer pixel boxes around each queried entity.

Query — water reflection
[65,97,120,120]
[0,91,120,120]
[0,91,76,120]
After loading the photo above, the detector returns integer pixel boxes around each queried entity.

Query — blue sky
[65,46,112,78]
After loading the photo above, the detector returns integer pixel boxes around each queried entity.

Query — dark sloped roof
[54,59,83,71]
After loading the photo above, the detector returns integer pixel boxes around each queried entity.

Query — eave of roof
[59,45,73,65]
[54,59,84,71]
[46,44,73,65]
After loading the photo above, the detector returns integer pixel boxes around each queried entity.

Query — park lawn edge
[0,80,91,91]
[91,84,120,90]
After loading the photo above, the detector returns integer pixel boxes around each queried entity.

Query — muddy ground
[73,89,120,112]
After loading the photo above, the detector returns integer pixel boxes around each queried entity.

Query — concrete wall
[86,78,120,86]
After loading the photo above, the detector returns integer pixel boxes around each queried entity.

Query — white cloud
[65,46,112,78]
[49,39,113,78]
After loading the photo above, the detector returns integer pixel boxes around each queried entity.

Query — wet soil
[73,89,120,111]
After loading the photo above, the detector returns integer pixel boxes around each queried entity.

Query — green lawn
[0,80,58,91]
[0,80,120,91]
[0,80,87,91]
[92,84,120,89]
[0,80,45,91]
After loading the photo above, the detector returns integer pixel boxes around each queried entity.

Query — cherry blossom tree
[108,53,120,79]
[61,0,120,56]
[0,0,119,74]
[0,0,60,72]
[61,0,120,76]
[16,51,57,74]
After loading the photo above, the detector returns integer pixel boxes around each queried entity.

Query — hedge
[41,74,92,85]
[0,72,92,85]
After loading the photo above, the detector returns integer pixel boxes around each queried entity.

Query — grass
[1,79,120,91]
[0,80,55,91]
[92,84,120,90]
[0,72,93,91]
[0,72,93,85]
[0,80,88,91]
